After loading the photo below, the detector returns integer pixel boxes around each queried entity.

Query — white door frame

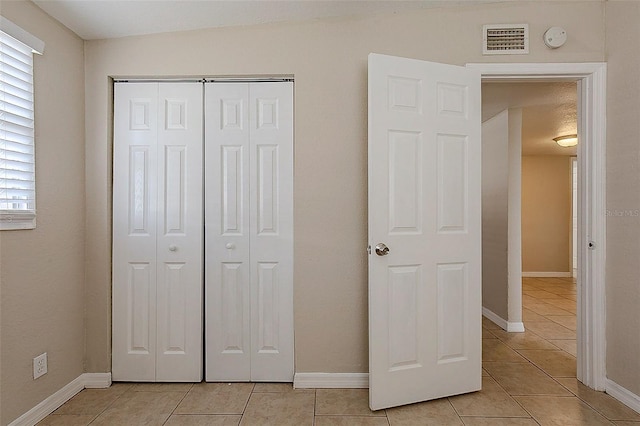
[467,62,606,391]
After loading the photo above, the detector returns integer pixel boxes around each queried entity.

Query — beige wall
[481,110,509,319]
[481,108,522,324]
[83,1,605,374]
[521,156,572,273]
[0,1,85,424]
[507,109,523,324]
[605,1,640,396]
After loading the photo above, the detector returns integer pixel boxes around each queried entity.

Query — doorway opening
[481,80,579,372]
[469,62,607,391]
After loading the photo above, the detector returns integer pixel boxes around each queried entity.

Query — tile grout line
[160,383,195,425]
[239,382,257,422]
[553,377,638,422]
[482,366,538,423]
[314,389,319,426]
[85,384,136,425]
[444,395,467,424]
[313,387,318,423]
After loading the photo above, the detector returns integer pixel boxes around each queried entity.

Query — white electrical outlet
[33,353,47,379]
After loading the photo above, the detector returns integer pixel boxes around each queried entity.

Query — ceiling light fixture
[553,134,578,147]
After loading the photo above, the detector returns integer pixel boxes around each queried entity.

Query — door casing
[467,62,607,391]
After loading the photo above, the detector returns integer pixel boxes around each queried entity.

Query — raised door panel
[163,145,186,235]
[256,145,279,235]
[156,83,203,381]
[436,263,468,363]
[256,262,280,353]
[127,263,153,354]
[388,131,422,234]
[159,263,188,355]
[113,82,159,381]
[387,265,422,371]
[205,83,251,381]
[222,145,244,235]
[249,83,294,381]
[437,134,468,233]
[220,262,246,354]
[128,147,152,235]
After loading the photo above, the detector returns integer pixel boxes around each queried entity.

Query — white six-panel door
[368,54,482,410]
[205,82,294,381]
[113,82,203,382]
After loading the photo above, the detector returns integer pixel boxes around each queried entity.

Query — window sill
[0,213,36,230]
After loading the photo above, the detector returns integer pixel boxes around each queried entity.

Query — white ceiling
[32,0,495,40]
[482,82,578,156]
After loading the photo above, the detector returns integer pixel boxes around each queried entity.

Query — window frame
[0,16,44,230]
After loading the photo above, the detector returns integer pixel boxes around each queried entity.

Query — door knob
[225,243,235,250]
[375,243,389,256]
[169,245,177,252]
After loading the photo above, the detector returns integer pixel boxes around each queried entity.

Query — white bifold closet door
[205,82,294,381]
[112,82,203,382]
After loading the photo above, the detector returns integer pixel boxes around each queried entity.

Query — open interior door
[368,53,482,410]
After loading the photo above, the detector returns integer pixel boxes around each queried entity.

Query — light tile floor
[39,278,640,425]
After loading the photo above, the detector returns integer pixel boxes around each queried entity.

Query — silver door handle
[375,243,389,256]
[169,245,177,252]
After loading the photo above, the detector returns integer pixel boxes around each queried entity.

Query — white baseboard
[83,372,112,389]
[507,322,525,332]
[522,272,572,278]
[8,373,112,426]
[482,307,525,333]
[605,378,640,414]
[294,373,369,389]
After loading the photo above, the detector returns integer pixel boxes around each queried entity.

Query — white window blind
[0,27,37,229]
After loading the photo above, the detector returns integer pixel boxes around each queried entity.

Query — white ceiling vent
[483,24,529,55]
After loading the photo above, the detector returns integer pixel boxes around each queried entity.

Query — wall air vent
[483,24,529,55]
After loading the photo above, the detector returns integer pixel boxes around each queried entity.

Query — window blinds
[0,29,36,229]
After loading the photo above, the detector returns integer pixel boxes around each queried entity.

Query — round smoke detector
[544,27,567,49]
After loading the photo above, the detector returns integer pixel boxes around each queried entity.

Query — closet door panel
[156,83,204,381]
[113,83,159,381]
[205,83,252,381]
[249,82,294,381]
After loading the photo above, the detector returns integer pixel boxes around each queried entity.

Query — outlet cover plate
[33,352,47,379]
